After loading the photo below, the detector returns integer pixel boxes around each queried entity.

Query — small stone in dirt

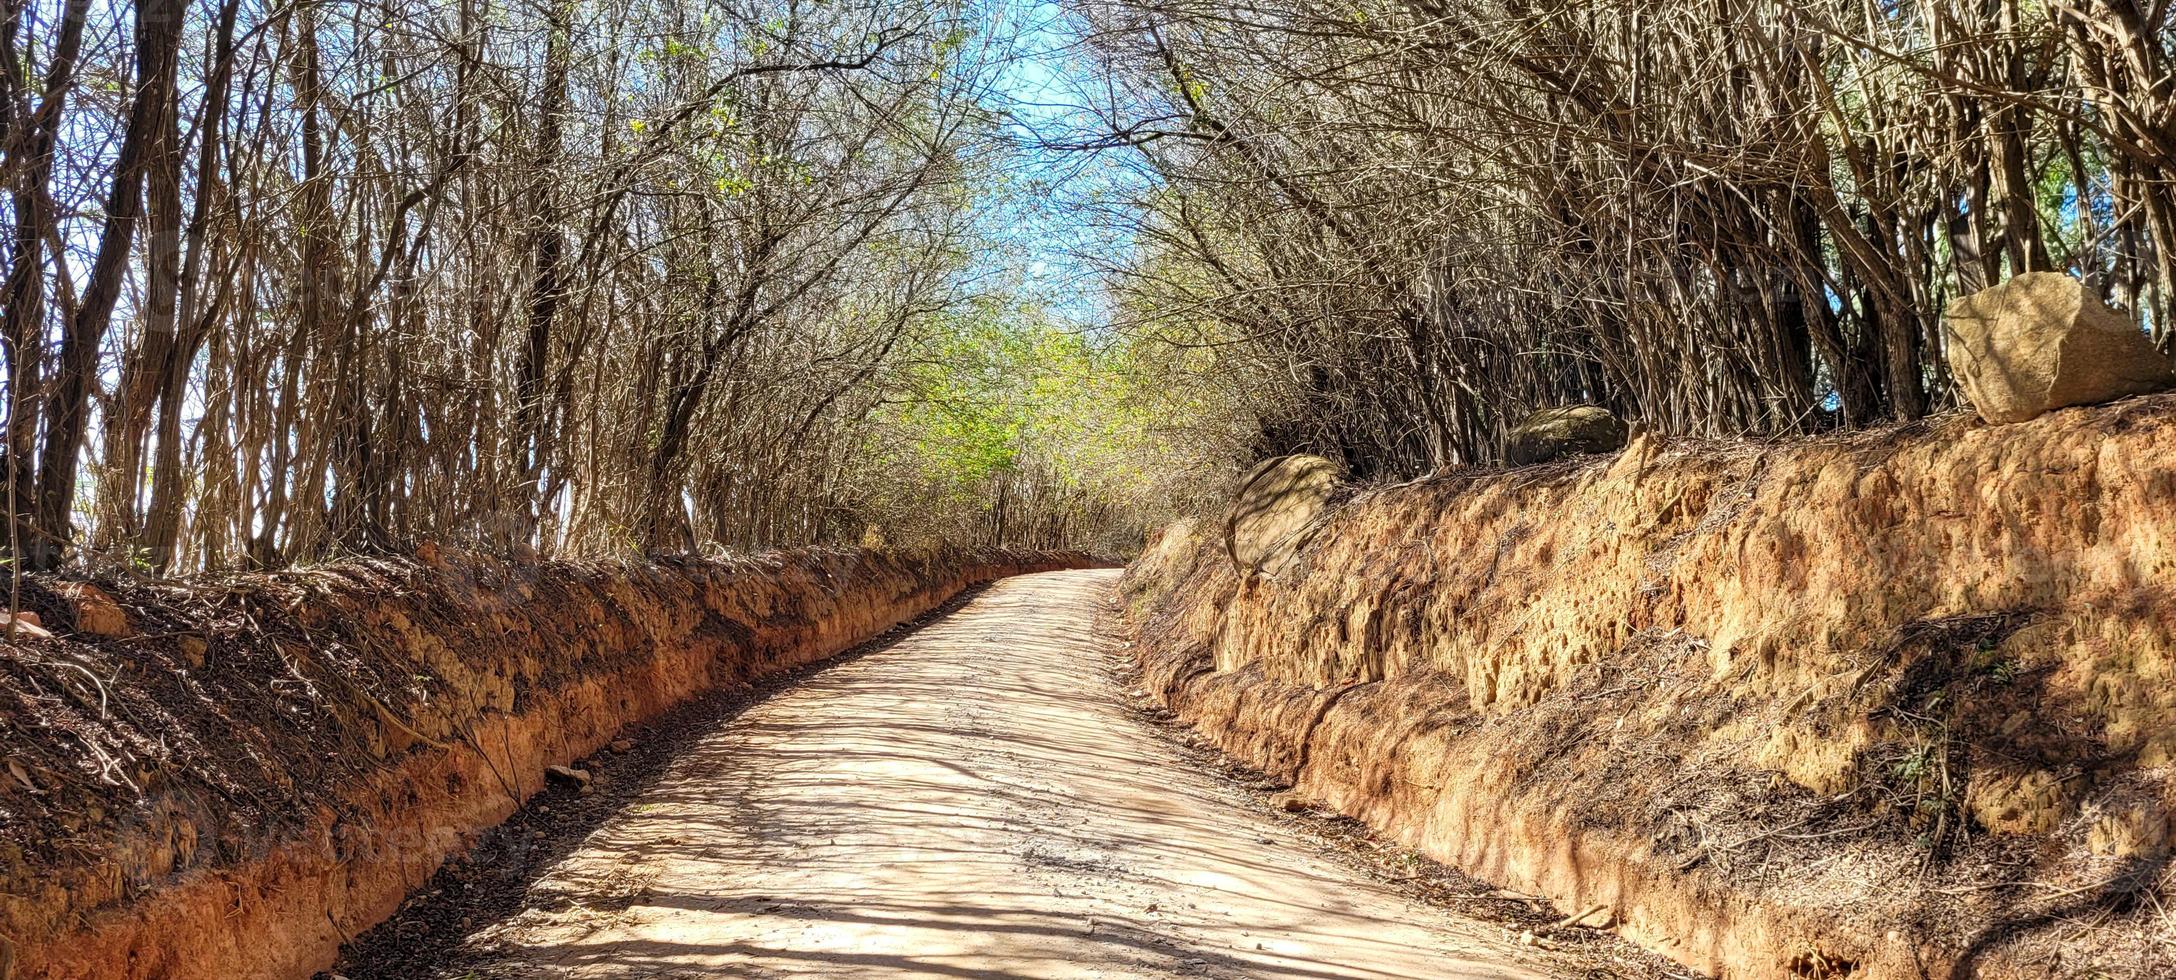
[1270,791,1309,813]
[546,765,592,787]
[609,738,635,754]
[579,785,595,797]
[2,614,51,640]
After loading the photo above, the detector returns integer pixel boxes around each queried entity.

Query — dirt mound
[0,547,1098,980]
[1121,396,2176,979]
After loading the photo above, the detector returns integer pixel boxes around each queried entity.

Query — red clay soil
[1122,396,2176,980]
[0,546,1097,980]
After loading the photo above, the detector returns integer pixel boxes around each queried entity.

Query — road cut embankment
[1122,397,2176,979]
[0,547,1098,980]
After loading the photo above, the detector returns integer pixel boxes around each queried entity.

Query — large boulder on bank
[1505,406,1627,465]
[1944,272,2174,424]
[1224,454,1341,578]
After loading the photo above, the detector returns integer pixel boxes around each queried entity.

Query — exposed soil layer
[1098,603,1698,979]
[1121,396,2176,980]
[0,547,1095,980]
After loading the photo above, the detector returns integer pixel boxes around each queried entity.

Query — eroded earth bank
[0,548,1094,979]
[1122,397,2176,979]
[11,396,2176,980]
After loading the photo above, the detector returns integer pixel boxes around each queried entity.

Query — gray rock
[1505,406,1627,465]
[1944,272,2174,424]
[1224,454,1341,579]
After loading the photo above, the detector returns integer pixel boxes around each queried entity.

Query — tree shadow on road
[325,583,998,980]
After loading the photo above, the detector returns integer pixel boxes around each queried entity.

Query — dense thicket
[1071,0,2176,478]
[15,0,2162,573]
[0,0,1188,573]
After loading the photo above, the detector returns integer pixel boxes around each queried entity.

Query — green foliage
[883,300,1123,491]
[857,292,1226,551]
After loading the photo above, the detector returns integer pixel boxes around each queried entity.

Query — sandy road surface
[439,569,1561,979]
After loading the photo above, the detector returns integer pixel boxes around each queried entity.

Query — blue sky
[969,0,1148,328]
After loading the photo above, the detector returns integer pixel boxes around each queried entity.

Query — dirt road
[428,569,1564,979]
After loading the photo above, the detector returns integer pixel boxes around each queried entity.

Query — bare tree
[1065,0,2175,476]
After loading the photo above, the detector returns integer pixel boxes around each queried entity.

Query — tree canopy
[3,0,2171,571]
